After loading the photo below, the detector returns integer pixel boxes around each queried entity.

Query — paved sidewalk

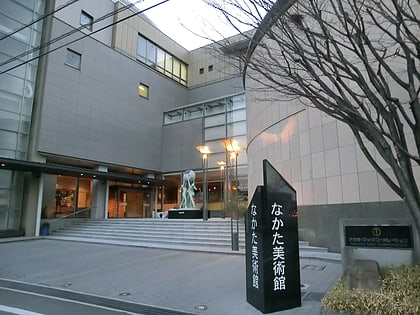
[0,239,341,314]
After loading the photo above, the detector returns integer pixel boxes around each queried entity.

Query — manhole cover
[62,283,72,287]
[119,292,131,296]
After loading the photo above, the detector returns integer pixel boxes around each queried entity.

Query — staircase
[48,219,337,259]
[50,219,245,252]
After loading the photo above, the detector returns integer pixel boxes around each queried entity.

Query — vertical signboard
[246,160,301,313]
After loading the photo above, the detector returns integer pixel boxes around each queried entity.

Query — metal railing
[47,207,93,233]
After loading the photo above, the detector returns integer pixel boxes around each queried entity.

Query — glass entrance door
[108,186,151,218]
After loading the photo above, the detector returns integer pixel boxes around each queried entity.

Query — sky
[131,0,242,50]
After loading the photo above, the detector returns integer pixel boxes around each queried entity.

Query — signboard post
[245,160,301,313]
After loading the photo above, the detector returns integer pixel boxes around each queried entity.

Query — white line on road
[0,304,45,315]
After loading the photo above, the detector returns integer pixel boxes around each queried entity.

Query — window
[199,68,204,74]
[80,11,93,31]
[208,65,213,72]
[180,63,187,85]
[183,105,203,120]
[164,111,183,124]
[145,41,157,66]
[137,36,147,63]
[65,49,81,69]
[137,34,188,86]
[138,83,149,98]
[156,48,165,73]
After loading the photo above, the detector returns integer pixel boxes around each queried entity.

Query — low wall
[297,201,416,253]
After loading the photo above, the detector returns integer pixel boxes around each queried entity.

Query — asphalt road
[0,239,341,315]
[0,287,138,315]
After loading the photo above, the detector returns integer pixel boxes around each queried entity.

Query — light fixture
[222,139,241,153]
[196,145,211,155]
[196,145,211,220]
[217,160,225,170]
[221,139,241,251]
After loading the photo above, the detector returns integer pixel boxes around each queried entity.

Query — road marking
[0,305,45,315]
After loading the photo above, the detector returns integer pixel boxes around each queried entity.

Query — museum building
[0,0,248,236]
[1,0,416,252]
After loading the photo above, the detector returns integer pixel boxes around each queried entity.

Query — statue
[180,170,197,209]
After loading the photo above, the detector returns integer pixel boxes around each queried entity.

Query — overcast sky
[132,0,240,50]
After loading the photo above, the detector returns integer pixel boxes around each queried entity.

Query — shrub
[321,265,420,315]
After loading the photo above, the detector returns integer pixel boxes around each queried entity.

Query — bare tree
[204,0,420,232]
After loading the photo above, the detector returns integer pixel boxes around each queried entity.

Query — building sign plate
[345,225,414,249]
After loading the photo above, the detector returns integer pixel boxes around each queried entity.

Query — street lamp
[196,145,211,220]
[222,139,241,250]
[217,161,226,218]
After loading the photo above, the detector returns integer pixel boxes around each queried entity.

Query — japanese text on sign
[271,202,286,291]
[250,203,259,289]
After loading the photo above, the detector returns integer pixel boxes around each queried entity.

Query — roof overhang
[0,157,176,187]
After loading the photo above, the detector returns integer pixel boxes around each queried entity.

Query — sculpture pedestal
[168,208,202,219]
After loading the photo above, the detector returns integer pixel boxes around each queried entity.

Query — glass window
[205,125,225,141]
[138,83,149,98]
[137,36,147,63]
[205,101,225,116]
[232,94,246,109]
[164,54,173,75]
[146,41,157,66]
[164,110,183,124]
[183,105,203,120]
[0,171,12,188]
[136,34,188,86]
[180,63,188,85]
[205,114,225,128]
[156,48,165,73]
[0,130,17,151]
[227,108,246,123]
[65,49,81,69]
[0,111,20,132]
[80,10,93,31]
[227,121,247,137]
[173,58,181,81]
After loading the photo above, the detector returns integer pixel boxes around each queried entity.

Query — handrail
[49,207,92,222]
[48,207,94,232]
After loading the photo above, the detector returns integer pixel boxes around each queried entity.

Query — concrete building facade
[245,0,419,251]
[1,0,416,253]
[1,0,247,236]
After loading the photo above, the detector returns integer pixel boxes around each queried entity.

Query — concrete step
[49,219,331,255]
[52,229,241,243]
[51,219,245,249]
[53,228,245,241]
[51,233,234,248]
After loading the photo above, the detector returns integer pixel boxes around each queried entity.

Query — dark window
[80,11,93,31]
[65,49,81,69]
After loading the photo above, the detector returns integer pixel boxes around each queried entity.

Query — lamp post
[196,145,211,220]
[217,161,226,219]
[222,139,241,250]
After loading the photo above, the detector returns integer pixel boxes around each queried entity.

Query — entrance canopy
[0,157,175,188]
